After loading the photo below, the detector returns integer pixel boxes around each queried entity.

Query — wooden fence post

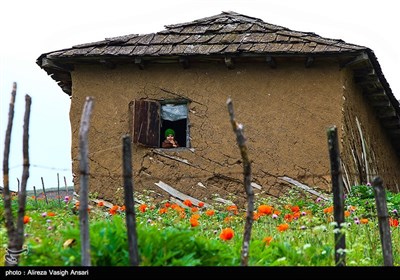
[122,134,140,266]
[227,97,254,266]
[33,186,38,207]
[2,83,31,266]
[372,176,393,266]
[41,177,48,204]
[327,126,346,266]
[57,173,61,207]
[79,96,95,266]
[15,94,32,263]
[64,176,69,198]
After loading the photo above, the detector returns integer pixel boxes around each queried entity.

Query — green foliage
[137,224,236,266]
[349,184,375,199]
[1,185,400,266]
[18,214,237,266]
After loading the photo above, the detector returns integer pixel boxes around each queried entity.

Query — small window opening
[130,99,190,148]
[160,103,188,148]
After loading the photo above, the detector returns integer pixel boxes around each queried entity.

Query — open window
[130,99,190,148]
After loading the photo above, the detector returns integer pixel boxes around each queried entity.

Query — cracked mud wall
[69,59,372,206]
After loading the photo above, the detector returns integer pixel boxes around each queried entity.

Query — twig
[226,97,253,267]
[41,177,48,204]
[122,134,139,266]
[79,96,94,266]
[33,186,38,207]
[15,94,31,259]
[56,173,60,206]
[3,82,17,266]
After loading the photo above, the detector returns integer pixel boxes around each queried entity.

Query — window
[130,99,190,148]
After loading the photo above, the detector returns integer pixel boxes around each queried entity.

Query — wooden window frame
[130,99,190,148]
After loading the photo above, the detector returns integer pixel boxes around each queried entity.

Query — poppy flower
[277,223,289,232]
[183,199,193,207]
[190,217,199,227]
[220,228,234,241]
[23,216,30,224]
[206,209,215,216]
[258,205,273,215]
[323,206,333,214]
[138,204,147,213]
[109,205,119,215]
[262,236,273,246]
[390,218,399,227]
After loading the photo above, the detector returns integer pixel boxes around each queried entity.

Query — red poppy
[262,236,273,246]
[220,228,234,240]
[183,199,193,207]
[23,216,30,224]
[190,217,199,227]
[206,210,215,216]
[138,204,147,213]
[277,223,289,232]
[258,205,273,215]
[389,218,399,227]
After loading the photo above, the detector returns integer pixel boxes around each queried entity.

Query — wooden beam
[305,56,314,68]
[353,67,375,77]
[279,176,329,201]
[388,129,400,136]
[224,56,234,69]
[341,52,369,68]
[134,57,144,70]
[266,56,276,68]
[99,59,116,69]
[354,75,379,85]
[389,128,400,138]
[51,72,71,82]
[154,181,210,208]
[371,100,391,108]
[251,182,262,190]
[382,118,400,128]
[364,89,387,99]
[214,197,234,205]
[376,108,397,118]
[41,58,72,71]
[153,150,194,166]
[179,57,190,69]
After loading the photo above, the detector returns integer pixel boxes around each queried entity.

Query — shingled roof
[37,11,400,156]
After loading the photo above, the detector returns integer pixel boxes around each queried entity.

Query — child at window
[162,128,179,148]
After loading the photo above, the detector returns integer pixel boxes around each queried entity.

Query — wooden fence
[1,84,394,266]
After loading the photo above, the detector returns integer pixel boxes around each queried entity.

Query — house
[37,11,400,206]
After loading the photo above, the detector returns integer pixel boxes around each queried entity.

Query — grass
[1,184,399,266]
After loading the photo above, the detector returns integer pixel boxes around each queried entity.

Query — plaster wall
[68,60,388,206]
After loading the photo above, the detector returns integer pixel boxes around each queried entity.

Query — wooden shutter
[131,99,160,147]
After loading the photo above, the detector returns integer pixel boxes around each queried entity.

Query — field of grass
[1,184,399,266]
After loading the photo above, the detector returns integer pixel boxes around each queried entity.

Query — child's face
[167,134,174,139]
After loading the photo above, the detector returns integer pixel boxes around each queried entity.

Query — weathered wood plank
[153,150,194,166]
[214,197,234,205]
[279,176,329,201]
[154,181,210,208]
[250,182,262,190]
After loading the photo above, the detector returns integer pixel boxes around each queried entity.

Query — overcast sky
[1,0,399,192]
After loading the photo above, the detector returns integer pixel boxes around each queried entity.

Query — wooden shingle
[36,11,400,157]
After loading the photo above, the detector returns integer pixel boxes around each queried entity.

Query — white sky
[1,0,399,191]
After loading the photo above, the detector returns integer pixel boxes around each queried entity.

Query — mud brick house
[37,11,400,206]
